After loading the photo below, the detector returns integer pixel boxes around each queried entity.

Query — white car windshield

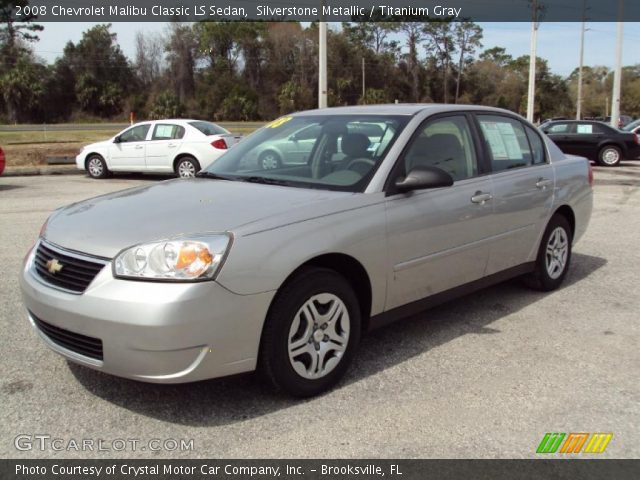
[201,115,409,192]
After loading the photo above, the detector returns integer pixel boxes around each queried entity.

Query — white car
[76,120,242,179]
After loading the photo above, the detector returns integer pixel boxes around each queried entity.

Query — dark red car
[0,146,5,175]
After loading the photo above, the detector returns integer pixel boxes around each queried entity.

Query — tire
[258,150,282,170]
[524,214,573,292]
[86,154,109,179]
[176,157,200,178]
[259,267,361,397]
[597,145,622,167]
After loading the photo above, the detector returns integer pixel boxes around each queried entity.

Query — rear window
[189,121,230,136]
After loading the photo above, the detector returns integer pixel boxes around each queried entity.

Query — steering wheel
[346,158,375,172]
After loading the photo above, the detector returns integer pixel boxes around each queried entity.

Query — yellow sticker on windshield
[266,116,293,129]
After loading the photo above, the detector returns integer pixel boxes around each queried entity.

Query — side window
[524,125,547,165]
[294,125,321,141]
[576,123,595,134]
[120,124,151,143]
[477,115,532,172]
[403,115,478,182]
[152,124,185,140]
[547,123,571,133]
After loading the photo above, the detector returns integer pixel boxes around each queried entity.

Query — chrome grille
[33,241,107,293]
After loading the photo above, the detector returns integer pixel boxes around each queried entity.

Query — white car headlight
[113,234,232,281]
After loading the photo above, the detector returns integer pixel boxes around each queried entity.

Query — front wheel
[176,157,201,178]
[86,155,109,179]
[259,267,361,397]
[597,145,622,167]
[524,214,572,291]
[258,151,282,170]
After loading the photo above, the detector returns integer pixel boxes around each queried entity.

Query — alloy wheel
[545,226,569,279]
[88,158,103,177]
[288,293,350,380]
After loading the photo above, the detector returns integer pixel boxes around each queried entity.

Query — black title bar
[2,459,640,480]
[10,0,640,22]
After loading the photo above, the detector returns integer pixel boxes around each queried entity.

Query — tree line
[1,12,639,123]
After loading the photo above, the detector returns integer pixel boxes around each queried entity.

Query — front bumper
[20,243,275,383]
[75,153,85,170]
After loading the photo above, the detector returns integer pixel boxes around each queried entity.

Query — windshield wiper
[196,172,234,180]
[241,176,292,186]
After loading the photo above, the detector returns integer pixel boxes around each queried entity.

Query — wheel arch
[84,152,105,169]
[172,153,199,172]
[598,141,626,156]
[552,204,575,238]
[268,253,373,332]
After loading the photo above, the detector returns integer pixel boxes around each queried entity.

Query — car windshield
[189,121,230,136]
[202,115,409,192]
[622,119,640,132]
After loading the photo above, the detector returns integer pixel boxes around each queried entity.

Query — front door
[109,124,151,170]
[384,114,493,309]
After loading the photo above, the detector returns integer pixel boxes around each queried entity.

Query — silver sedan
[20,105,593,397]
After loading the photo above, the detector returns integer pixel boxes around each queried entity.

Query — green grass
[0,123,260,167]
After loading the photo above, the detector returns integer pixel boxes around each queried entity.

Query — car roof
[292,104,524,117]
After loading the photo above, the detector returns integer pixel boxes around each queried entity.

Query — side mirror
[289,134,298,141]
[113,135,121,144]
[394,166,454,193]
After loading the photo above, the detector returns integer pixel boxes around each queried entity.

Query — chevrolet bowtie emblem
[46,259,63,274]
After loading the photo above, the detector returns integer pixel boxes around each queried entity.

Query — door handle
[536,178,553,189]
[471,192,493,204]
[134,145,143,150]
[167,143,177,148]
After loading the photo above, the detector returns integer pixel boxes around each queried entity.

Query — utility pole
[526,0,542,123]
[318,4,328,109]
[576,0,587,120]
[610,0,624,128]
[362,57,366,99]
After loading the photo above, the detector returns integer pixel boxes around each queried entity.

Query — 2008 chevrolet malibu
[21,105,593,397]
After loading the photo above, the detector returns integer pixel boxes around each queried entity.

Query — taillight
[211,139,227,149]
[634,133,639,145]
[588,162,594,187]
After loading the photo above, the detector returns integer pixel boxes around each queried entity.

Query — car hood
[82,139,113,151]
[44,179,352,258]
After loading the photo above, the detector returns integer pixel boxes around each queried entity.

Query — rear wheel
[86,155,109,179]
[524,214,572,291]
[259,267,361,397]
[597,145,622,167]
[176,157,200,178]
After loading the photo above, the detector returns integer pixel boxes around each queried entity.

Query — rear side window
[189,121,229,136]
[152,124,185,140]
[576,123,605,134]
[477,115,532,172]
[524,125,546,164]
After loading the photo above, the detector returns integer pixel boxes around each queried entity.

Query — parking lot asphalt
[0,166,638,459]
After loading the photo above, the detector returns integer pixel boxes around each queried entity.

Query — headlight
[113,234,232,281]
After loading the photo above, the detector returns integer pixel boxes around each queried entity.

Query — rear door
[145,123,186,171]
[571,122,605,158]
[384,113,493,309]
[108,124,151,170]
[475,114,554,274]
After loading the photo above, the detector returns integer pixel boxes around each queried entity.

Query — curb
[2,167,84,177]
